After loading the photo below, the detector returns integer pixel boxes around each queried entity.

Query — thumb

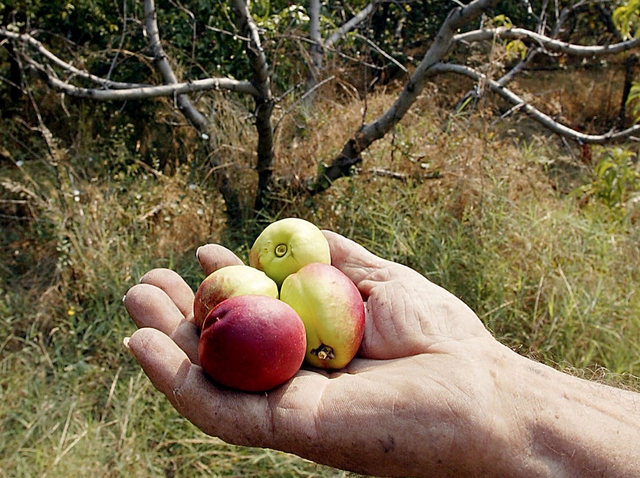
[126,328,272,445]
[322,230,394,287]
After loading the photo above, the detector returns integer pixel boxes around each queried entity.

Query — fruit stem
[311,344,335,361]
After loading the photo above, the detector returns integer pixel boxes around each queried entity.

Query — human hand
[123,231,529,476]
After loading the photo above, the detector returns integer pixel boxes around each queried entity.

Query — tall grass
[1,88,639,476]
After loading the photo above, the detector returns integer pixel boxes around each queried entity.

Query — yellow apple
[280,262,365,369]
[249,218,331,287]
[193,265,278,329]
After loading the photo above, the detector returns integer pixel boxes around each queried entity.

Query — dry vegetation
[1,65,640,476]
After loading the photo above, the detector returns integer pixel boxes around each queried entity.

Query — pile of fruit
[194,218,365,392]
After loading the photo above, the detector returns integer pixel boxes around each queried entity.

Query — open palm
[124,231,506,477]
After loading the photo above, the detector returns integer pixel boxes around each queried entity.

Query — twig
[455,27,640,57]
[370,167,407,182]
[106,0,128,82]
[274,75,336,132]
[434,62,640,143]
[354,33,409,73]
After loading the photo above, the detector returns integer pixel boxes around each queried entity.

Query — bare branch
[31,65,259,99]
[357,0,500,146]
[304,0,378,100]
[0,25,259,98]
[146,0,241,224]
[446,0,570,127]
[0,27,145,90]
[307,0,324,93]
[275,75,336,132]
[326,1,377,48]
[106,0,129,82]
[496,0,569,88]
[144,0,209,129]
[308,0,321,44]
[354,33,409,74]
[309,0,501,193]
[230,0,270,94]
[455,27,640,57]
[434,62,640,144]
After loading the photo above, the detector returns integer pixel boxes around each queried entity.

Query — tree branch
[326,1,377,49]
[143,0,208,129]
[143,0,241,223]
[495,1,573,88]
[311,1,640,194]
[354,33,408,74]
[308,0,323,67]
[434,62,640,143]
[358,0,500,146]
[26,58,258,99]
[0,26,260,98]
[0,27,145,90]
[308,0,501,193]
[455,27,640,57]
[304,0,378,101]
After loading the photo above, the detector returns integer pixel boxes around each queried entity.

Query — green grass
[1,90,640,476]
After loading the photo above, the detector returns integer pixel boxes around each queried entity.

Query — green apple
[193,265,278,330]
[280,262,365,369]
[249,218,331,287]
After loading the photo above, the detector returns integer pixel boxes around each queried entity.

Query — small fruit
[249,218,331,287]
[280,263,365,369]
[193,265,278,330]
[198,295,307,392]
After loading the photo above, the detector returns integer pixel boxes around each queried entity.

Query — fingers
[126,328,243,438]
[323,230,443,292]
[126,328,303,449]
[140,268,194,318]
[322,230,385,278]
[124,245,245,365]
[124,283,199,363]
[197,244,244,276]
[322,230,404,295]
[126,328,193,399]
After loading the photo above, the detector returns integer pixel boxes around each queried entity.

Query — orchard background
[1,0,640,476]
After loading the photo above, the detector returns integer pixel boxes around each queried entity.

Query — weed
[573,146,640,212]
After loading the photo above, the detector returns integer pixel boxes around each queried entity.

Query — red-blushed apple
[193,265,278,330]
[279,263,365,369]
[249,218,331,287]
[198,295,307,392]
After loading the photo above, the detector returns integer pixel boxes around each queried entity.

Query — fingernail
[122,336,131,351]
[195,246,202,261]
[138,271,150,283]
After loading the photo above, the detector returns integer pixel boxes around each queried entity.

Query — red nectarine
[198,295,307,392]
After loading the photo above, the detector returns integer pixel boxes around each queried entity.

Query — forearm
[285,344,640,478]
[500,349,640,477]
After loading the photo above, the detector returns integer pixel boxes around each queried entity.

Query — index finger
[124,282,200,363]
[140,268,195,318]
[196,244,244,276]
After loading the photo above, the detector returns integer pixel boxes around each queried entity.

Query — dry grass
[1,73,639,476]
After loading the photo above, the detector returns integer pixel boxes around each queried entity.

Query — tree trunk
[144,0,241,225]
[231,0,275,213]
[618,54,639,129]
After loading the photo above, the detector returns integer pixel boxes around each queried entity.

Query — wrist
[493,347,640,477]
